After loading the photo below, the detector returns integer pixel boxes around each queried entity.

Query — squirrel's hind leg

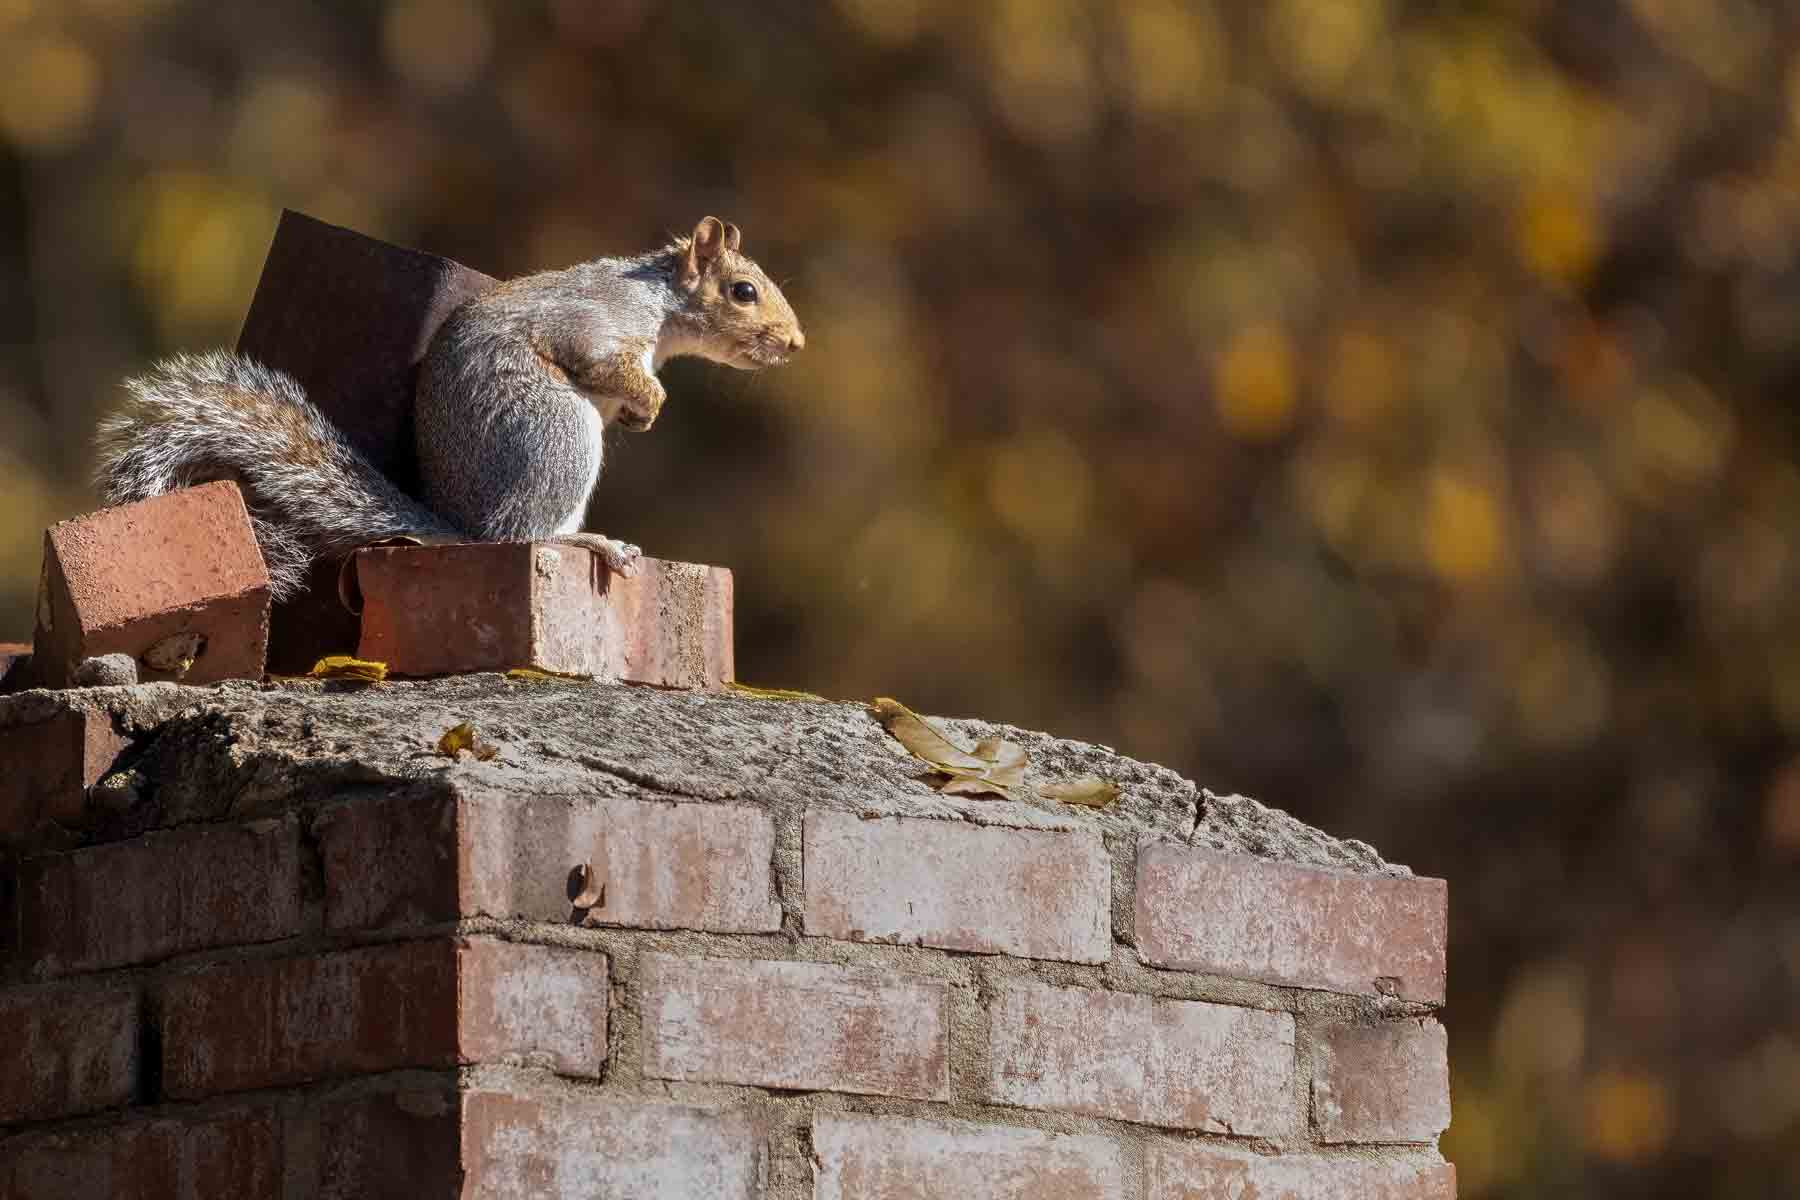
[552,532,642,578]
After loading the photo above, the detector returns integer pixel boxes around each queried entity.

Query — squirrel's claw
[556,533,642,578]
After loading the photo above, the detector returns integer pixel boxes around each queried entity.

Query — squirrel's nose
[788,329,805,352]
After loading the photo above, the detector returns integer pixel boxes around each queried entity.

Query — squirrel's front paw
[556,533,642,577]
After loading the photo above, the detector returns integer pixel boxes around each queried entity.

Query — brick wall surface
[0,678,1453,1198]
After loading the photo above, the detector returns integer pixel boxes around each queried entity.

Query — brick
[32,482,270,688]
[803,813,1110,964]
[462,1089,763,1199]
[1146,1143,1457,1199]
[237,210,498,496]
[812,1112,1126,1200]
[159,938,606,1098]
[319,786,780,934]
[0,982,137,1123]
[640,953,949,1100]
[0,1105,278,1199]
[314,1086,462,1200]
[354,544,733,687]
[1135,844,1448,1004]
[1312,1019,1451,1144]
[987,981,1295,1136]
[14,818,303,977]
[0,709,127,843]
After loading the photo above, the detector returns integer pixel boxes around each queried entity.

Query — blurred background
[1,0,1797,1194]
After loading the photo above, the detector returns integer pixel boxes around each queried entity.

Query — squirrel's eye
[731,281,758,305]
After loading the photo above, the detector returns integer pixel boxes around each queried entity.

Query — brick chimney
[0,676,1453,1197]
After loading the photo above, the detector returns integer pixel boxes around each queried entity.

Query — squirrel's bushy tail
[95,351,463,599]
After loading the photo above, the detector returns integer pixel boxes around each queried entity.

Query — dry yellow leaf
[870,696,1029,800]
[308,655,387,682]
[726,681,828,701]
[1039,776,1121,807]
[437,720,498,761]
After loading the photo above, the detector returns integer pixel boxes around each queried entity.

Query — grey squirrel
[94,216,804,599]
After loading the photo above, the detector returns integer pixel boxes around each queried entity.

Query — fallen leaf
[871,696,1029,800]
[437,720,499,761]
[505,666,593,682]
[1039,776,1121,807]
[725,681,827,702]
[309,655,388,682]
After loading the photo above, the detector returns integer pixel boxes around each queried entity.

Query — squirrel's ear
[692,217,726,264]
[722,222,742,253]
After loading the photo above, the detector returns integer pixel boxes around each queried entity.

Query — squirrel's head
[673,216,804,369]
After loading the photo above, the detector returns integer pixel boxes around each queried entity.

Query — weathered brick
[354,544,733,687]
[1312,1019,1451,1144]
[14,818,303,977]
[159,938,606,1098]
[987,980,1296,1136]
[462,1089,764,1198]
[803,812,1110,964]
[1135,844,1448,1003]
[812,1112,1126,1200]
[318,787,781,934]
[1146,1143,1457,1199]
[0,982,137,1123]
[640,953,950,1100]
[314,1086,462,1200]
[0,1104,279,1199]
[0,709,127,844]
[32,482,270,688]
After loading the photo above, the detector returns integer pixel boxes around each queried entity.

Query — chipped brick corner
[0,676,1453,1197]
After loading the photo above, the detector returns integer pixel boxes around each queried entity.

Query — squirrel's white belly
[555,402,607,535]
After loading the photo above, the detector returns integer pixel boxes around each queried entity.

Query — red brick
[1146,1143,1457,1199]
[987,981,1295,1136]
[0,709,127,843]
[314,1086,462,1200]
[15,818,303,977]
[0,983,137,1122]
[32,482,270,688]
[319,787,781,934]
[803,813,1110,964]
[354,544,732,687]
[812,1112,1126,1199]
[461,1089,763,1198]
[1135,844,1448,1004]
[1312,1019,1451,1144]
[236,210,498,495]
[0,1105,279,1199]
[640,953,949,1100]
[159,938,606,1099]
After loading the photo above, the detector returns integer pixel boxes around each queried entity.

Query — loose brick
[0,983,137,1123]
[236,210,498,495]
[318,787,781,934]
[987,981,1295,1136]
[812,1112,1126,1200]
[803,812,1110,964]
[159,938,606,1098]
[354,544,733,687]
[15,817,303,977]
[1135,844,1448,1003]
[462,1089,763,1199]
[1146,1143,1457,1199]
[0,1104,279,1199]
[0,709,127,844]
[32,481,271,688]
[640,953,950,1100]
[1312,1019,1451,1144]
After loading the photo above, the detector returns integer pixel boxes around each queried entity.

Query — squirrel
[94,216,803,599]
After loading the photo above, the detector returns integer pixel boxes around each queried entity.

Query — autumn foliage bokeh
[2,1,1798,1195]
